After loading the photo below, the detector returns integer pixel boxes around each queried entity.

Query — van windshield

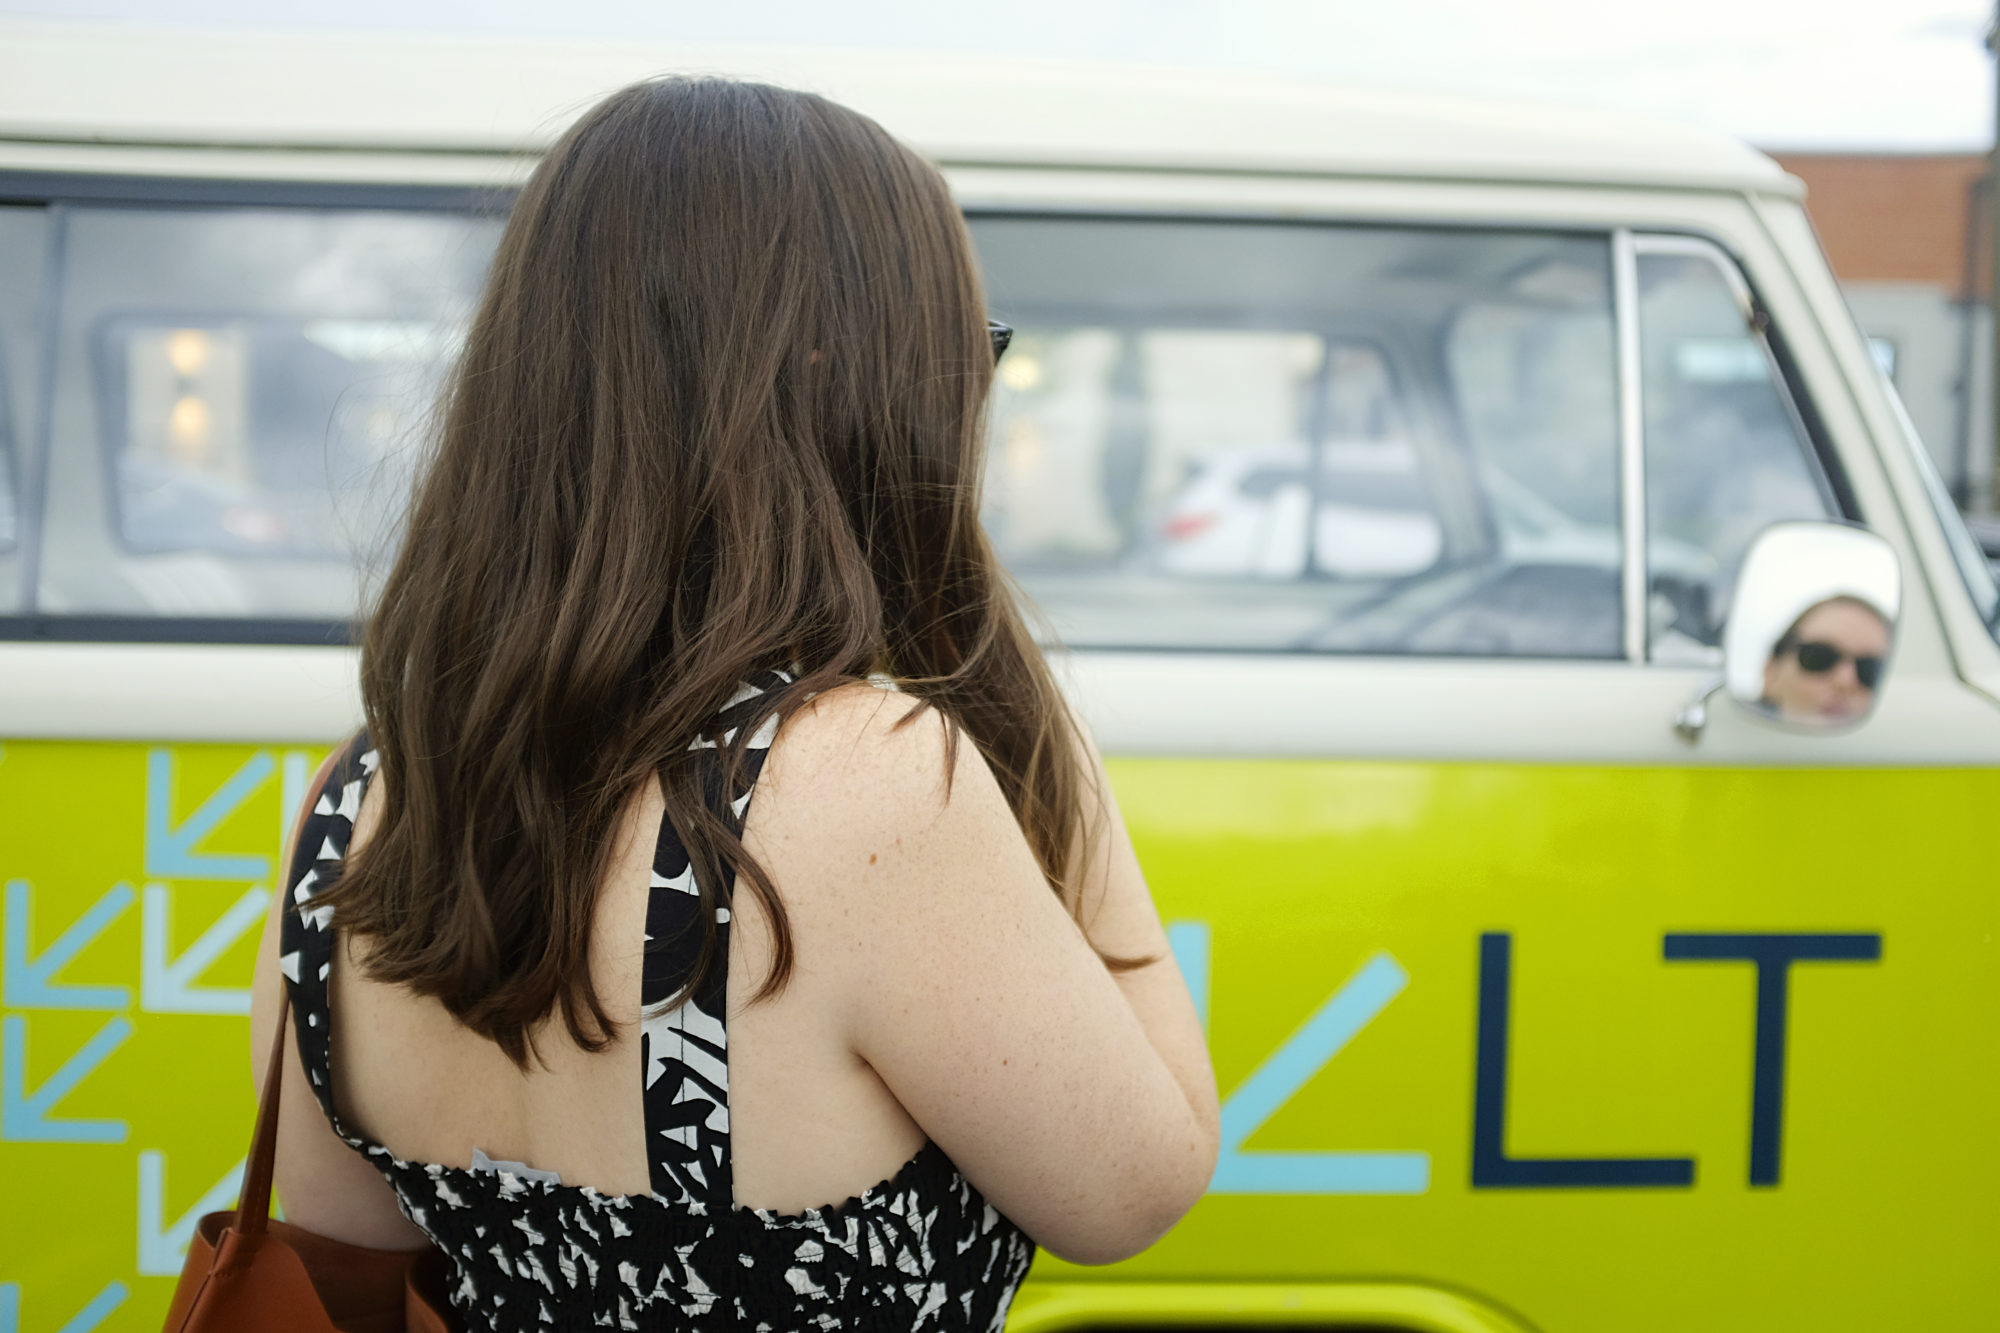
[1882,369,2000,639]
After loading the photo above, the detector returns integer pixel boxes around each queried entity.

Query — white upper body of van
[3,17,1997,762]
[0,17,1791,194]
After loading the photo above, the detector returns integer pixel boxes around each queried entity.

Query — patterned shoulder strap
[639,669,789,1208]
[277,731,378,1147]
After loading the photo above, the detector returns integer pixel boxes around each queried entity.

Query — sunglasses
[988,320,1013,364]
[1790,640,1884,689]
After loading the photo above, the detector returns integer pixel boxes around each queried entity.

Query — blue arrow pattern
[1,746,295,1320]
[2,881,135,1010]
[139,885,270,1015]
[0,1015,132,1143]
[0,1282,128,1333]
[145,750,274,882]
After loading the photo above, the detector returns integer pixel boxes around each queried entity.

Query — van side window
[0,205,48,612]
[1637,240,1838,662]
[31,202,500,631]
[988,330,1440,581]
[973,217,1622,657]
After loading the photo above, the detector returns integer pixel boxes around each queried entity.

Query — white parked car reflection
[1154,440,1714,590]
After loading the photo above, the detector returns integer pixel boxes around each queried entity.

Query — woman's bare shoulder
[756,682,997,837]
[772,680,948,761]
[747,682,1215,1264]
[743,680,1032,950]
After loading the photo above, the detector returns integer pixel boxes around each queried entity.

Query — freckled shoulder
[753,683,964,825]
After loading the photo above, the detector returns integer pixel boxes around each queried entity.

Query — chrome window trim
[17,198,61,615]
[1612,228,1644,663]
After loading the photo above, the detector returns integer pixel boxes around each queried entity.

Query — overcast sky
[3,0,1993,150]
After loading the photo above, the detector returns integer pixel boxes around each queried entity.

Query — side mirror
[1721,522,1900,732]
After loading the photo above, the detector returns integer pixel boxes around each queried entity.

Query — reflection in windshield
[107,317,461,558]
[0,205,47,606]
[0,402,15,553]
[1726,521,1901,728]
[34,204,503,622]
[974,216,1624,657]
[1639,247,1837,659]
[1884,366,2000,639]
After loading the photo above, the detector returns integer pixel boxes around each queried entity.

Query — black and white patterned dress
[279,673,1035,1332]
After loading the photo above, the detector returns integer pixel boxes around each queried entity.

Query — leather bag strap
[238,1003,287,1238]
[238,743,344,1234]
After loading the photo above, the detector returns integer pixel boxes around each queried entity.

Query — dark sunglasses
[1791,640,1884,689]
[988,320,1013,364]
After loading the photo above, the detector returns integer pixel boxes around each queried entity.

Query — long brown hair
[327,77,1094,1066]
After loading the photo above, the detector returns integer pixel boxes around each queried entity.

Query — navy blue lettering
[1662,932,1881,1187]
[1472,932,1695,1188]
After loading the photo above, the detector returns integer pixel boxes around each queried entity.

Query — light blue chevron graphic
[0,1015,131,1143]
[1172,921,1428,1196]
[141,884,271,1015]
[145,750,274,881]
[1212,1149,1429,1193]
[138,1151,246,1275]
[0,1281,129,1333]
[1218,953,1410,1147]
[1166,921,1210,1032]
[281,750,313,851]
[60,1284,126,1333]
[2,881,134,1010]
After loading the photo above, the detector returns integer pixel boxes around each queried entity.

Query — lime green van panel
[1086,757,2000,1331]
[0,741,328,1333]
[3,742,1996,1331]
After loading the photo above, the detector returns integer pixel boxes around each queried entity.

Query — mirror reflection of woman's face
[1762,599,1892,723]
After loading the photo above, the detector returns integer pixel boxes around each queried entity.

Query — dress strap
[640,669,791,1208]
[277,731,379,1149]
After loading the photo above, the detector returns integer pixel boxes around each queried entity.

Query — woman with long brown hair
[249,76,1218,1330]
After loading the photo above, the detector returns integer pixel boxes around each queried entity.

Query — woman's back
[248,74,1218,1331]
[268,679,1053,1329]
[257,677,1214,1326]
[329,685,931,1212]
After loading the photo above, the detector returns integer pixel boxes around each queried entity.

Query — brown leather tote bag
[159,1003,458,1333]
